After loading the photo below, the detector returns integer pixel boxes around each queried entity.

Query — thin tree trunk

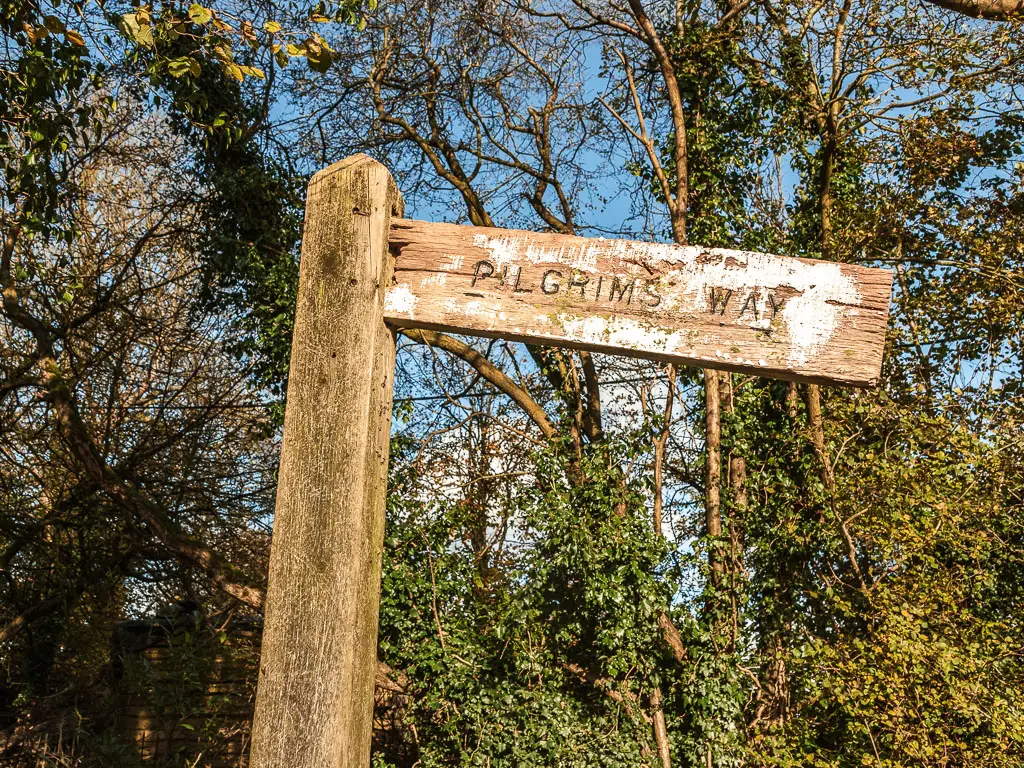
[649,365,680,768]
[705,368,723,585]
[805,384,834,491]
[470,414,493,601]
[819,135,836,252]
[786,381,800,421]
[650,686,672,768]
[718,374,747,649]
[652,365,676,536]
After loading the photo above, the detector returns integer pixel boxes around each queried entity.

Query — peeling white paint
[472,233,603,272]
[556,314,690,357]
[462,300,499,323]
[384,283,418,318]
[420,273,448,288]
[440,254,464,272]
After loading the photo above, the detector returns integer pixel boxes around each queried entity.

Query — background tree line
[1,0,1022,765]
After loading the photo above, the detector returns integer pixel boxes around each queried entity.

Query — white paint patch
[472,233,603,272]
[556,314,690,356]
[461,300,499,323]
[420,273,448,288]
[637,249,860,367]
[384,283,418,318]
[440,254,464,272]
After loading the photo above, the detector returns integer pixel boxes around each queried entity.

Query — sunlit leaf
[188,4,213,24]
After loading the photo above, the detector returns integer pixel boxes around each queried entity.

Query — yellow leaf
[212,42,233,62]
[188,4,212,24]
[65,29,85,46]
[23,22,45,43]
[225,62,244,81]
[121,13,154,47]
[264,20,281,33]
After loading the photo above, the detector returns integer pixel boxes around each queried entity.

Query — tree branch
[401,329,558,440]
[923,0,1023,18]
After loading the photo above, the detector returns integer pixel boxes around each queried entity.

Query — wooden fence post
[250,155,402,767]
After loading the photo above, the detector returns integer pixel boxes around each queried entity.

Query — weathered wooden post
[250,155,402,768]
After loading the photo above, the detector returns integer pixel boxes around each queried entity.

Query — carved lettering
[568,272,590,297]
[709,287,732,315]
[642,281,662,308]
[504,266,533,293]
[473,264,791,324]
[609,277,635,304]
[472,260,495,287]
[738,292,758,321]
[541,270,562,295]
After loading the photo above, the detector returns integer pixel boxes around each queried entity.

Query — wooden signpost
[249,155,892,767]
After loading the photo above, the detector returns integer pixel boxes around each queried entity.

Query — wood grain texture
[385,220,892,387]
[250,155,402,768]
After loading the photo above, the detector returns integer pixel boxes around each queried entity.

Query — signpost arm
[251,155,402,768]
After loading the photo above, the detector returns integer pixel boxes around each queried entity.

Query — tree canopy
[1,0,1022,765]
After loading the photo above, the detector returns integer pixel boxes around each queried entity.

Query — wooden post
[250,155,402,768]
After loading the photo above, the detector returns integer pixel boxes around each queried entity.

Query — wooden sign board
[385,220,891,387]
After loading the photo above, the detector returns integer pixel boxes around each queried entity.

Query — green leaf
[167,57,201,78]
